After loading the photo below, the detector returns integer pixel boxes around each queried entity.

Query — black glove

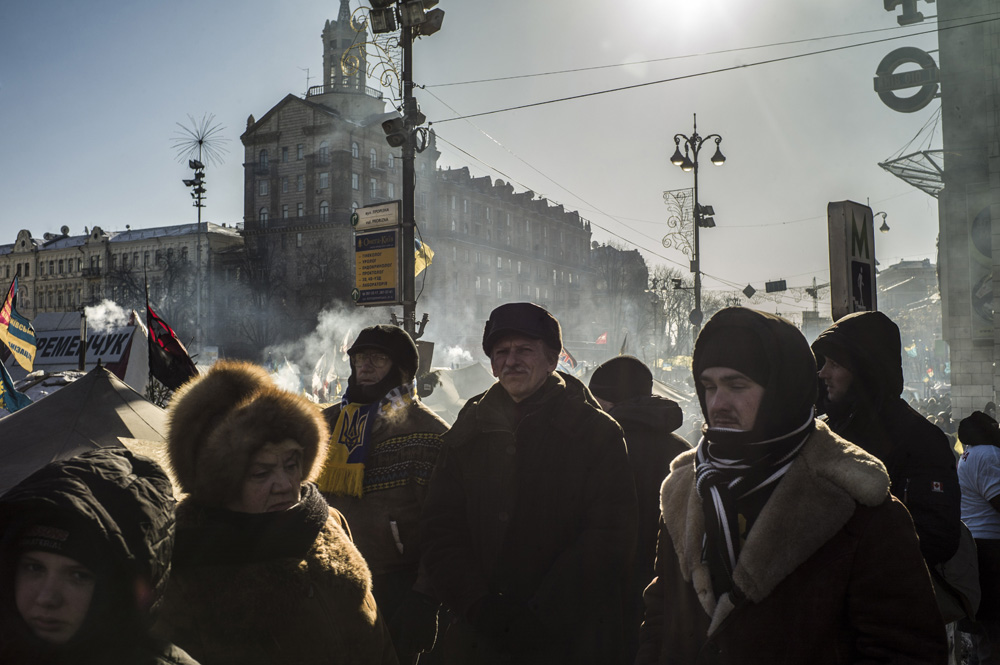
[466,594,547,655]
[388,590,440,663]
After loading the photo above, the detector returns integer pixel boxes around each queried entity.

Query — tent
[0,366,170,496]
[419,363,497,425]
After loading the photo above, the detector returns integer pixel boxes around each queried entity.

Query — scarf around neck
[317,381,417,497]
[695,410,815,593]
[172,482,329,567]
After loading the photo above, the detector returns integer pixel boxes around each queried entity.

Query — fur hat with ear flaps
[166,360,329,507]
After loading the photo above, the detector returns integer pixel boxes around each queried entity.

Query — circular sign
[351,287,361,302]
[689,309,704,326]
[350,212,359,227]
[874,47,939,113]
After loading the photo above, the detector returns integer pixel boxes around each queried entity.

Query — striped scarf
[695,410,814,587]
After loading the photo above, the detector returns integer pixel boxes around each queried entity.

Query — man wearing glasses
[319,324,449,664]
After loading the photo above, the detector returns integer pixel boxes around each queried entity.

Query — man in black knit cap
[588,355,689,664]
[421,302,637,665]
[318,324,449,663]
[637,307,945,665]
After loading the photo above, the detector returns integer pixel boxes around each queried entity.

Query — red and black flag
[146,302,198,390]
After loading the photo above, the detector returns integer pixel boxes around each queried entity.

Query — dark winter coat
[604,395,689,660]
[813,311,961,566]
[636,421,946,665]
[0,448,199,665]
[421,372,637,664]
[154,491,397,665]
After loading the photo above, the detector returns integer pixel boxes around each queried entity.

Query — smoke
[84,300,130,334]
[262,303,381,402]
[441,345,474,368]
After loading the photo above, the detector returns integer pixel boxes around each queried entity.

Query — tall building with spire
[238,8,626,358]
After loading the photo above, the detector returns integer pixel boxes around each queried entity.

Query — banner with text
[352,228,401,306]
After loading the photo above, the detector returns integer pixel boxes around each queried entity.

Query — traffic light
[382,117,407,148]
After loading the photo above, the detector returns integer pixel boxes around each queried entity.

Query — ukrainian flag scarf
[317,381,416,498]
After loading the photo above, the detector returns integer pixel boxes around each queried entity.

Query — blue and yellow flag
[0,359,31,413]
[415,239,434,276]
[0,277,36,372]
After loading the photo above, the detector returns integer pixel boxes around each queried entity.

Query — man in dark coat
[588,355,690,663]
[637,307,945,665]
[318,325,448,663]
[421,302,637,665]
[812,311,961,567]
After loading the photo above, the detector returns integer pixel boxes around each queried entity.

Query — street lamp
[670,113,725,333]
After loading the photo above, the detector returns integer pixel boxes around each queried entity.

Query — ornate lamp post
[669,113,725,333]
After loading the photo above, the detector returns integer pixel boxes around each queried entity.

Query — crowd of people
[1,303,998,665]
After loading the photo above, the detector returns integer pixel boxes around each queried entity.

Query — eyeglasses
[353,351,391,368]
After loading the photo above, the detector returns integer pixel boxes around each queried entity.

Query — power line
[429,15,998,124]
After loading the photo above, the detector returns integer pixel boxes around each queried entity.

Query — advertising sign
[33,326,134,365]
[828,201,877,321]
[353,227,401,306]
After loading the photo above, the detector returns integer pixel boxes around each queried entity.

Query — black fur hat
[589,356,653,404]
[482,302,562,356]
[348,325,419,379]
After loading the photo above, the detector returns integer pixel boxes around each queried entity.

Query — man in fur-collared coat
[636,308,946,665]
[153,361,397,665]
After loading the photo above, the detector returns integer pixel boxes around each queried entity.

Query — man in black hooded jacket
[812,311,960,567]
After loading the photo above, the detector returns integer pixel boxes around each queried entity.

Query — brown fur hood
[167,360,330,507]
[660,420,889,632]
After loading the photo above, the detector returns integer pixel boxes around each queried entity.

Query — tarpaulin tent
[0,365,169,496]
[419,363,497,426]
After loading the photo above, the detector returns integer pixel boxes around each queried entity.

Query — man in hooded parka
[0,448,199,665]
[637,308,945,665]
[812,311,961,568]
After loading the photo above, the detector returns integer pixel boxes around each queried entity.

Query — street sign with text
[351,201,401,231]
[827,201,877,321]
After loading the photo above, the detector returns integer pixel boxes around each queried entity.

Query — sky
[0,0,944,318]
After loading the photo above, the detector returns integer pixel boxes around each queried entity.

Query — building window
[463,199,468,213]
[282,177,289,193]
[259,208,269,223]
[57,259,64,274]
[352,201,359,210]
[319,172,329,189]
[497,256,502,269]
[475,276,481,293]
[23,264,28,277]
[282,205,289,219]
[258,180,268,196]
[297,203,304,217]
[318,141,328,163]
[319,201,329,221]
[121,254,128,269]
[352,173,359,190]
[419,192,427,207]
[48,260,54,274]
[369,178,377,198]
[181,247,189,262]
[451,195,457,210]
[259,149,268,168]
[296,144,304,160]
[370,148,377,169]
[297,174,305,192]
[296,233,303,248]
[281,146,288,163]
[388,153,395,170]
[451,219,456,231]
[351,142,359,159]
[486,207,491,221]
[388,182,395,198]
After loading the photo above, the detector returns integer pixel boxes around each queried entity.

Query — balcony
[306,84,384,100]
[81,267,102,279]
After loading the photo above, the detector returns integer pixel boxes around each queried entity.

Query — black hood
[812,310,903,412]
[0,448,176,654]
[693,308,817,441]
[607,395,683,434]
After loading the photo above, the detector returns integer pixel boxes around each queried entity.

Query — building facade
[239,1,622,356]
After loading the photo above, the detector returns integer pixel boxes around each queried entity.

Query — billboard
[352,227,401,306]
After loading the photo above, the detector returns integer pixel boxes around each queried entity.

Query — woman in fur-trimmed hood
[636,308,945,665]
[152,361,397,665]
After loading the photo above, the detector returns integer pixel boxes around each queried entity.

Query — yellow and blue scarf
[317,382,416,498]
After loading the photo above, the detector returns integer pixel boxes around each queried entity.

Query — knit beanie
[589,356,653,403]
[348,325,419,379]
[15,514,106,574]
[482,302,562,356]
[693,323,770,388]
[959,410,1000,448]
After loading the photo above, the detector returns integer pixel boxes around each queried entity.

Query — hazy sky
[0,0,942,316]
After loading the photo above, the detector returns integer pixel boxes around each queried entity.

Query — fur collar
[660,420,888,633]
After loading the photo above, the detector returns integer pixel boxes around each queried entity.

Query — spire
[338,0,351,24]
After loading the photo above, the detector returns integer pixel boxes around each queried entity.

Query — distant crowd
[3,304,999,665]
